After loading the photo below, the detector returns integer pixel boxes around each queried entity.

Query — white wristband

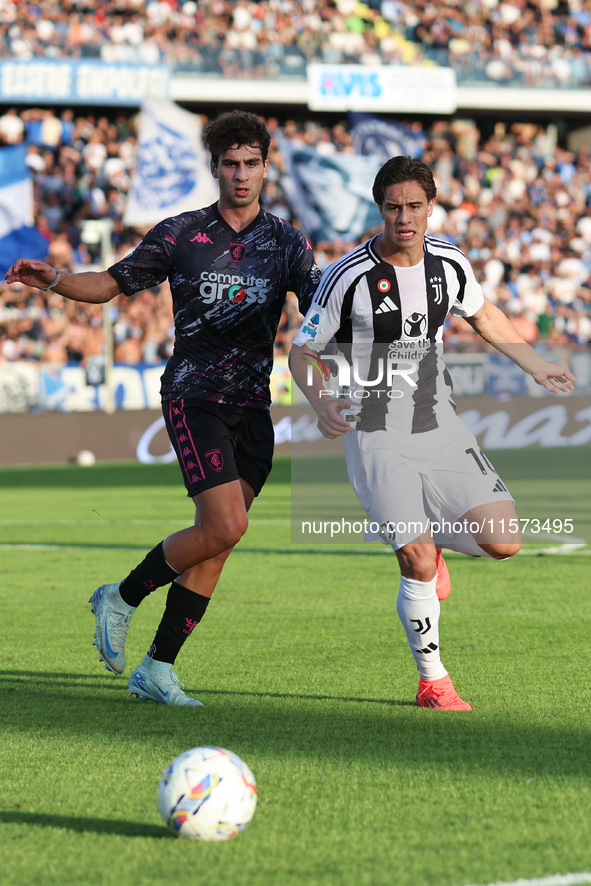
[41,270,61,292]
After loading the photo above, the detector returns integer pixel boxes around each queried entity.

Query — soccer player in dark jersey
[5,110,321,706]
[290,155,575,711]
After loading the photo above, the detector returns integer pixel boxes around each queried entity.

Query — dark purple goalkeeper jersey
[108,203,321,407]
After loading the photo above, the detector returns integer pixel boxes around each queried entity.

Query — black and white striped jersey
[293,234,485,435]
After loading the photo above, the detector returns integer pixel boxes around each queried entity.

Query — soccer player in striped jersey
[290,155,575,711]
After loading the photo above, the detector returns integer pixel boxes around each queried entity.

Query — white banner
[308,64,457,114]
[0,144,50,270]
[123,100,218,228]
[279,136,381,244]
[349,113,426,163]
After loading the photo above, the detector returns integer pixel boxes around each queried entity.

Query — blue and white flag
[123,100,218,227]
[349,113,426,165]
[0,144,49,272]
[279,137,382,245]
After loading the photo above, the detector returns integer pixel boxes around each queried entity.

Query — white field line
[0,520,583,538]
[463,872,591,886]
[0,521,586,548]
[1,543,590,555]
[0,517,290,527]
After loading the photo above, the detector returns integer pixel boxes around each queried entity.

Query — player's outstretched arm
[4,258,122,304]
[289,343,352,439]
[466,299,576,394]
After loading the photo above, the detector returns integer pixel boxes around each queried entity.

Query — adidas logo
[375,295,399,314]
[423,697,443,708]
[492,479,507,493]
[415,642,438,655]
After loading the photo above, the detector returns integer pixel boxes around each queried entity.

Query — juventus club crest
[229,242,246,264]
[429,276,444,304]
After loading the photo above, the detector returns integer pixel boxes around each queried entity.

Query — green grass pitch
[0,453,590,886]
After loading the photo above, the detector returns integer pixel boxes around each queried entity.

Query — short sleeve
[449,258,485,319]
[108,217,181,296]
[292,263,347,352]
[285,228,323,317]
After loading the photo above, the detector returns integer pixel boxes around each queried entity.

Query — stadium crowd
[1,106,591,365]
[2,0,591,88]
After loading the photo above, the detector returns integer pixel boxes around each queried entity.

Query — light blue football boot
[89,582,135,675]
[128,655,204,707]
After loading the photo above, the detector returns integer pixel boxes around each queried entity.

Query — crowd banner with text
[123,100,219,228]
[1,396,591,466]
[0,59,170,105]
[1,354,590,415]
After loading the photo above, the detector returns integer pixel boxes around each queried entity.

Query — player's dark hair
[372,155,437,205]
[203,110,271,165]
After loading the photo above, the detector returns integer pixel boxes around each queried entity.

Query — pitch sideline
[464,872,591,886]
[0,542,590,556]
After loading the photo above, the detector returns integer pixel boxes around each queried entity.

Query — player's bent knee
[216,514,248,550]
[481,541,522,560]
[396,544,437,581]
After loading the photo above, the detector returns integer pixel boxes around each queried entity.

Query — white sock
[396,575,447,680]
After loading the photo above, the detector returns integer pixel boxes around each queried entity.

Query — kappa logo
[403,312,427,337]
[191,232,213,244]
[229,242,246,264]
[375,295,399,314]
[205,449,224,472]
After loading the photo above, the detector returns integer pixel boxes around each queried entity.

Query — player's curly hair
[372,155,437,205]
[203,110,271,165]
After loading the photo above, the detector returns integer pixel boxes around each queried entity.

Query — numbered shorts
[163,399,274,498]
[343,422,514,550]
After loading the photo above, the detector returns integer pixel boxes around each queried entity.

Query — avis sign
[307,64,457,114]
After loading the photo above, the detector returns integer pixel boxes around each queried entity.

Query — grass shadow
[0,810,169,838]
[1,670,590,783]
[0,668,413,706]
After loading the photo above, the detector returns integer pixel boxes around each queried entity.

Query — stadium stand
[1,108,591,366]
[2,0,591,88]
[1,1,591,368]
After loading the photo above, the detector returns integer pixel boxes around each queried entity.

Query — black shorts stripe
[167,400,206,485]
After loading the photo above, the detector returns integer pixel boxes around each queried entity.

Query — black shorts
[162,399,274,498]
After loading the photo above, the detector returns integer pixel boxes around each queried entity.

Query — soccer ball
[76,449,96,466]
[158,746,257,841]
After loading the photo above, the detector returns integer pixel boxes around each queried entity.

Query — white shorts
[343,420,514,550]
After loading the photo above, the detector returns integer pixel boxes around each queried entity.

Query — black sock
[148,581,211,664]
[119,542,181,608]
